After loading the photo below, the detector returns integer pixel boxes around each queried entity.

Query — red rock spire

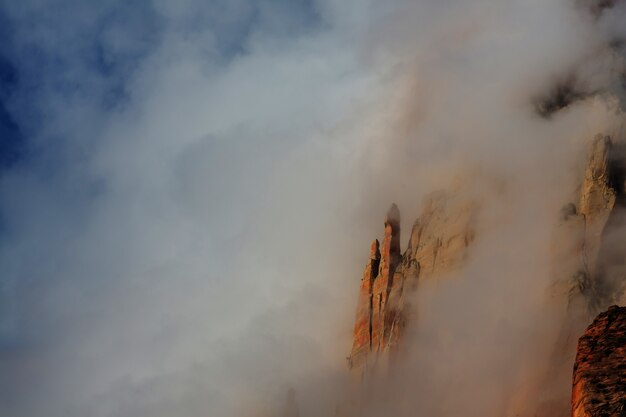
[349,205,401,369]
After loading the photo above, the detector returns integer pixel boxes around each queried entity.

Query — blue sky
[0,0,321,168]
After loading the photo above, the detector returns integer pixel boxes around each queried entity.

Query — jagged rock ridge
[346,133,626,416]
[349,192,477,372]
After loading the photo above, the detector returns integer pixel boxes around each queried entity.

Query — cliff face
[348,205,401,370]
[528,135,626,416]
[548,135,620,380]
[347,133,626,415]
[550,135,626,359]
[349,192,477,372]
[572,305,626,417]
[551,135,617,315]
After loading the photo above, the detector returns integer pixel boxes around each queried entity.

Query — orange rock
[572,305,626,417]
[349,196,476,372]
[348,204,402,370]
[348,239,380,369]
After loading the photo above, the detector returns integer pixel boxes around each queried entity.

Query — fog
[0,1,624,416]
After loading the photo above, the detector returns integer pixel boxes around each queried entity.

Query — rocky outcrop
[346,133,626,416]
[349,134,619,376]
[579,135,617,277]
[348,193,477,373]
[551,135,617,316]
[572,305,626,417]
[539,135,625,416]
[405,191,476,280]
[349,239,381,369]
[349,205,401,370]
[548,135,626,362]
[371,204,401,353]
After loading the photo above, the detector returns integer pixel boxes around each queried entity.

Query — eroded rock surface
[541,135,626,416]
[349,193,477,374]
[549,135,626,357]
[572,305,626,417]
[349,204,402,370]
[346,133,626,416]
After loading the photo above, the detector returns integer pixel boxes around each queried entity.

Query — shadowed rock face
[533,76,590,119]
[572,305,626,417]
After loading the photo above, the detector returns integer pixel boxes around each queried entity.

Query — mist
[0,1,625,417]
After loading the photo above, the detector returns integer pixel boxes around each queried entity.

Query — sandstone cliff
[549,135,626,364]
[347,133,626,415]
[551,135,617,316]
[572,305,626,417]
[348,192,477,373]
[348,134,623,376]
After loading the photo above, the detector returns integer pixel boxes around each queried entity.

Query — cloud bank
[0,1,625,417]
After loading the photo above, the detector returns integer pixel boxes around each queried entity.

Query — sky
[0,1,625,417]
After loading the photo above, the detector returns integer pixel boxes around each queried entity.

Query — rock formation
[534,135,626,416]
[348,192,477,375]
[551,135,617,316]
[348,205,401,371]
[346,134,626,415]
[548,135,618,376]
[349,239,381,369]
[547,135,626,364]
[572,305,626,417]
